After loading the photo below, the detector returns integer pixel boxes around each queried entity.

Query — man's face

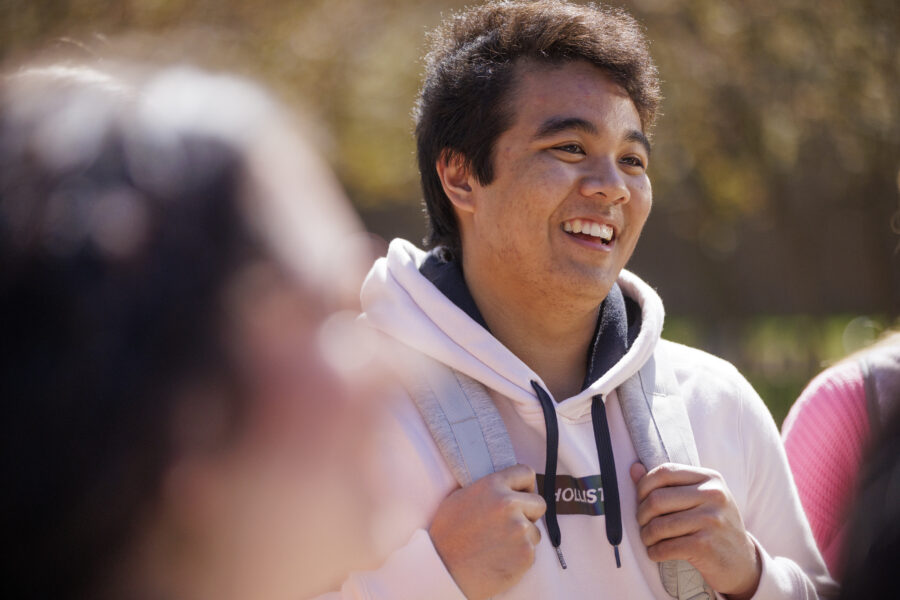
[461,59,652,305]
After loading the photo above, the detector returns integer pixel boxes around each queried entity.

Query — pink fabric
[781,360,870,578]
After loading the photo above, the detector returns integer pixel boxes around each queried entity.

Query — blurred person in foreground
[322,1,835,599]
[0,59,383,599]
[782,331,900,579]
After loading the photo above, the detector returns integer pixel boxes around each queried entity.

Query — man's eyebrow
[625,130,652,157]
[533,117,652,157]
[532,116,598,140]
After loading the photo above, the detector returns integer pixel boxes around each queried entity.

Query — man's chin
[549,264,622,303]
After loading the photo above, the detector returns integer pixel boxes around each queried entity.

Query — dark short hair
[414,0,661,255]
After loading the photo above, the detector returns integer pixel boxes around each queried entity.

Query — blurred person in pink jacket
[0,59,384,599]
[782,331,900,578]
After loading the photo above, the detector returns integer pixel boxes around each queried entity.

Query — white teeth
[563,219,614,241]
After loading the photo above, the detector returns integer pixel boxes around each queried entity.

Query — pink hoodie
[782,360,870,578]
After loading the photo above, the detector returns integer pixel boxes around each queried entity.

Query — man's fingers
[639,505,709,547]
[513,491,548,522]
[635,463,711,503]
[495,463,538,493]
[636,484,704,526]
[645,531,701,564]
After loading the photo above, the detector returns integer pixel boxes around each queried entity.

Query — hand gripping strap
[402,353,516,487]
[619,347,714,600]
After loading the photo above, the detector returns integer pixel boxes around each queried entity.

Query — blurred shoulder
[782,360,865,438]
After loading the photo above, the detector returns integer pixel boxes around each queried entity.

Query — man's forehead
[511,58,629,97]
[506,59,644,138]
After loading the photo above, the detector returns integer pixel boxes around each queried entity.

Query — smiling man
[328,2,836,599]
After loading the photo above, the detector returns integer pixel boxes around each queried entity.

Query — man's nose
[578,158,630,204]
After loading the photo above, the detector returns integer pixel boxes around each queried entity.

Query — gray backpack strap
[400,353,516,487]
[618,346,714,600]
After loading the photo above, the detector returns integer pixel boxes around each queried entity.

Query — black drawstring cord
[591,395,622,567]
[530,384,623,571]
[531,381,567,569]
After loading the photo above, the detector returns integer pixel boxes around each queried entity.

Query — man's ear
[435,150,476,214]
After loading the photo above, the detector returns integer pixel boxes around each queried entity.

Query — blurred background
[3,0,898,423]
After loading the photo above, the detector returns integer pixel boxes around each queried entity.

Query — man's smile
[561,218,616,248]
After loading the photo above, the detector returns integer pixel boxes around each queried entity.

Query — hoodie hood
[360,238,665,423]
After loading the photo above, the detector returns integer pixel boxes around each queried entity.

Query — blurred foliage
[2,0,898,422]
[625,0,899,319]
[665,313,899,424]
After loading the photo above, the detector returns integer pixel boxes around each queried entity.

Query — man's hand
[429,464,546,600]
[630,462,761,600]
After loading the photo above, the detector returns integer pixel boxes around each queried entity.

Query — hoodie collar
[360,239,664,422]
[419,247,642,395]
[418,249,490,331]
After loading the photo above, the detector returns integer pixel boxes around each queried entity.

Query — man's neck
[462,255,603,401]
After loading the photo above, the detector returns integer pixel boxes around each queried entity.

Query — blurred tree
[623,0,899,318]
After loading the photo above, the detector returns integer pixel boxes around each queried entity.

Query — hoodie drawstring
[531,381,566,569]
[531,381,623,570]
[592,395,622,567]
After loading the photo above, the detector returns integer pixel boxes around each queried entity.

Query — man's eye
[621,155,645,168]
[553,144,584,155]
